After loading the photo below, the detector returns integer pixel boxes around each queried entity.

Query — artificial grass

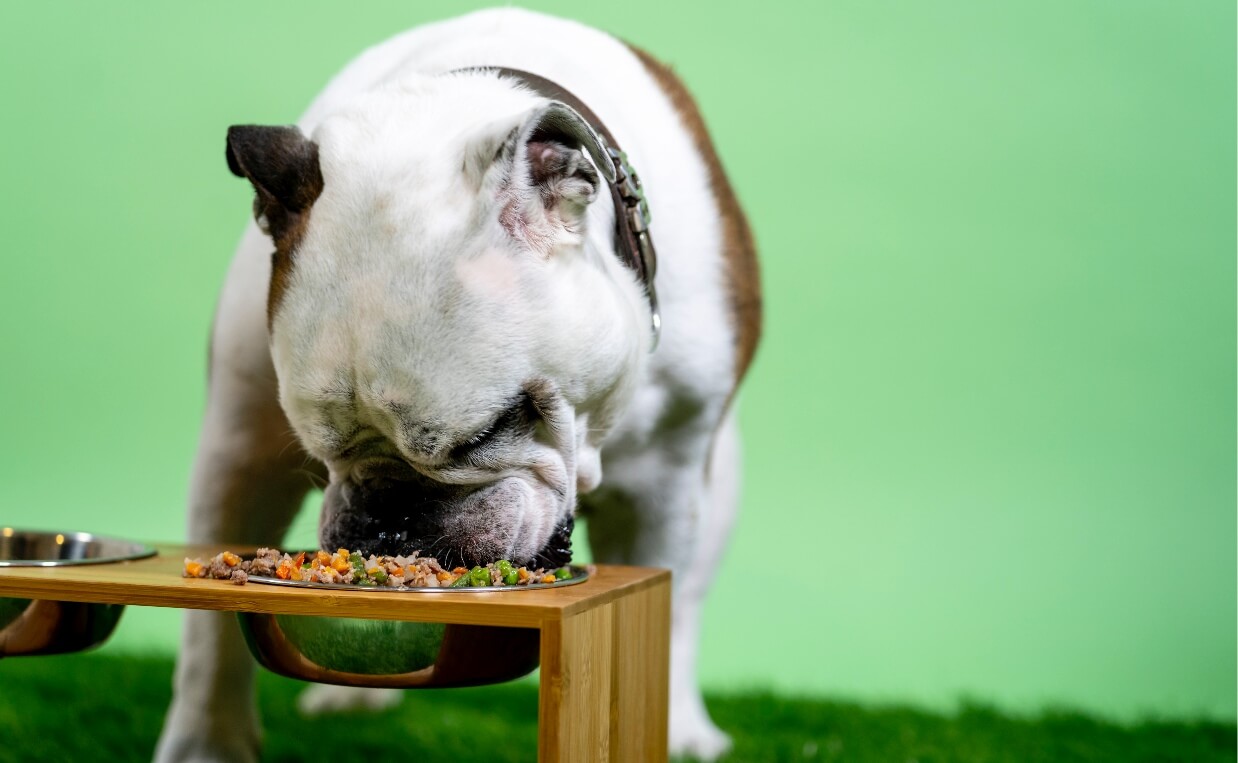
[0,653,1231,763]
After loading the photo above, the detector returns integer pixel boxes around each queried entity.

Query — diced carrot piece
[184,560,204,577]
[436,571,452,582]
[315,550,332,565]
[275,561,292,580]
[391,567,404,576]
[517,568,530,582]
[331,557,350,572]
[337,548,350,557]
[290,551,306,569]
[541,574,556,584]
[452,567,468,575]
[221,551,241,567]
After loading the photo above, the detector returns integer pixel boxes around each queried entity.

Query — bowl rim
[0,528,158,567]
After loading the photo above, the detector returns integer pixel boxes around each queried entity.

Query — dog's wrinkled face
[226,74,649,567]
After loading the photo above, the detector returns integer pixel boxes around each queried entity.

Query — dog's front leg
[585,409,741,762]
[155,234,322,763]
[154,370,319,763]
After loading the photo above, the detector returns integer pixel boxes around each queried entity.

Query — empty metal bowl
[237,564,588,688]
[0,528,157,657]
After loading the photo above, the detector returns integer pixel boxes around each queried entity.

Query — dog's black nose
[321,477,466,558]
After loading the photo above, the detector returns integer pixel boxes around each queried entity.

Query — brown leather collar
[453,67,661,349]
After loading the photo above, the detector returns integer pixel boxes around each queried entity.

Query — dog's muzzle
[318,475,573,570]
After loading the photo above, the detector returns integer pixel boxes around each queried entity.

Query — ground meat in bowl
[183,547,576,589]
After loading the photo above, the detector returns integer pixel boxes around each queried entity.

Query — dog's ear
[496,103,613,249]
[225,125,324,241]
[520,101,614,185]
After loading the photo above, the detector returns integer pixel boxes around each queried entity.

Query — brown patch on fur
[625,44,763,383]
[264,206,315,327]
[225,125,324,327]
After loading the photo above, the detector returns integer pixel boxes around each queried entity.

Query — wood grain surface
[0,544,669,627]
[538,579,671,763]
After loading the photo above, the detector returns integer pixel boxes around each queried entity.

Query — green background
[0,1,1232,722]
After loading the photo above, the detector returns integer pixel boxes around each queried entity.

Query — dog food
[182,547,574,589]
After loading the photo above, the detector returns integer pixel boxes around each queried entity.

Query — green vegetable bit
[496,560,517,586]
[371,568,388,584]
[450,574,471,588]
[469,566,491,587]
[554,567,572,580]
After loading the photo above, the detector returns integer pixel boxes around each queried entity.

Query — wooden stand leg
[539,605,614,763]
[538,578,670,763]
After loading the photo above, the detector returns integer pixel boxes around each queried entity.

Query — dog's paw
[153,722,259,763]
[669,702,732,761]
[154,701,261,763]
[153,737,257,763]
[296,684,403,715]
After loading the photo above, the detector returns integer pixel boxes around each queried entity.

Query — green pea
[372,568,388,584]
[502,570,518,586]
[554,567,572,581]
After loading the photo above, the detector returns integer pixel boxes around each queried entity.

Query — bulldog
[154,7,760,762]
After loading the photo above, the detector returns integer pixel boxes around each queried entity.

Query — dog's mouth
[322,512,574,571]
[527,514,574,570]
[318,477,573,569]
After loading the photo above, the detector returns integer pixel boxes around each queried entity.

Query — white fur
[297,685,401,715]
[156,8,743,762]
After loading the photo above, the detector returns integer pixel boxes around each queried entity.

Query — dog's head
[225,73,651,567]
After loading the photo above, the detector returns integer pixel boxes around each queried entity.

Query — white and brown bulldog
[155,8,760,762]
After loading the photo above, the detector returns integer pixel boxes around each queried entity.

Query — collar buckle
[606,146,660,350]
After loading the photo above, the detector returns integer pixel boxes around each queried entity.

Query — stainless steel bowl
[0,528,156,657]
[237,564,588,688]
